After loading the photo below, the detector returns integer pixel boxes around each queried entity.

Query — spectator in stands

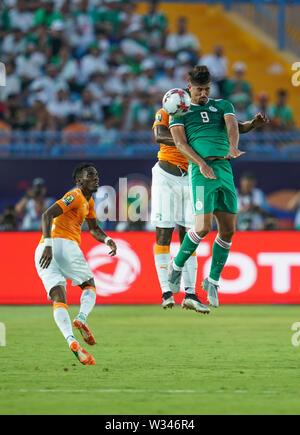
[5,0,34,32]
[29,63,68,105]
[142,0,168,50]
[174,51,193,89]
[47,88,80,129]
[15,177,55,231]
[30,92,56,131]
[223,61,252,105]
[0,205,18,231]
[0,59,21,102]
[76,87,103,126]
[120,23,149,60]
[236,172,276,230]
[287,191,300,230]
[80,42,109,83]
[165,16,200,62]
[156,59,179,94]
[34,0,63,28]
[109,93,134,132]
[247,92,272,130]
[2,28,26,56]
[135,58,158,95]
[15,42,47,81]
[230,93,250,122]
[131,92,157,132]
[270,89,295,130]
[105,65,134,97]
[199,44,228,97]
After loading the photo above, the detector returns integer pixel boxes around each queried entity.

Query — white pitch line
[2,389,282,395]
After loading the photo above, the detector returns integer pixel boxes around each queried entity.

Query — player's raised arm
[86,218,117,256]
[224,114,245,159]
[39,203,63,269]
[238,112,269,134]
[153,124,175,146]
[170,124,216,179]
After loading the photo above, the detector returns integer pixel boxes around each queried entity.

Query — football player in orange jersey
[35,162,117,365]
[152,104,268,312]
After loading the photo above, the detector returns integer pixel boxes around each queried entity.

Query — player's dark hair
[72,162,96,183]
[188,65,211,85]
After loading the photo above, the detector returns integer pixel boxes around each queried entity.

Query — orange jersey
[152,108,189,172]
[40,188,96,246]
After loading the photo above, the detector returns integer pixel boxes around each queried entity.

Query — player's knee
[49,286,66,304]
[219,228,235,242]
[194,223,211,238]
[79,278,95,290]
[156,227,173,246]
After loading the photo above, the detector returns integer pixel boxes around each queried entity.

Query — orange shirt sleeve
[152,108,169,130]
[56,189,82,213]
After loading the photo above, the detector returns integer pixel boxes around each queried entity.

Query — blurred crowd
[0,0,296,138]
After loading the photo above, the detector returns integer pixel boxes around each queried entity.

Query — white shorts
[35,238,94,299]
[151,162,194,228]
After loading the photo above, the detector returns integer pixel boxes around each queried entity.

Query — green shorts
[188,159,237,215]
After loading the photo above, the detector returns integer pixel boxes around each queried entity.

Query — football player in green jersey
[168,65,256,307]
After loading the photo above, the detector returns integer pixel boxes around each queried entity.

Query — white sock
[79,288,96,320]
[154,247,171,294]
[53,304,75,342]
[183,254,197,295]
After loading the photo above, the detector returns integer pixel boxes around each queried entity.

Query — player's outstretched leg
[154,242,175,309]
[52,301,94,363]
[73,286,96,345]
[202,234,232,308]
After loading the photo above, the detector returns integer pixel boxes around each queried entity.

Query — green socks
[174,231,232,284]
[209,234,232,283]
[174,229,204,268]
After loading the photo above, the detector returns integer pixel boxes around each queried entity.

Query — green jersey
[169,98,235,159]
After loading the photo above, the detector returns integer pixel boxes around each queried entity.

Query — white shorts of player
[35,237,94,300]
[151,162,194,229]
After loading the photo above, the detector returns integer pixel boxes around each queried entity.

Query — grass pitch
[0,305,300,415]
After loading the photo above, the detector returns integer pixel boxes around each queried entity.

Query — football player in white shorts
[35,162,117,365]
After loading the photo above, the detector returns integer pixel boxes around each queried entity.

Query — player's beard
[198,95,208,105]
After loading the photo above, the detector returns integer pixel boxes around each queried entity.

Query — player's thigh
[176,177,194,229]
[194,212,214,236]
[151,164,181,228]
[214,210,237,241]
[52,238,93,287]
[188,164,216,214]
[35,244,66,300]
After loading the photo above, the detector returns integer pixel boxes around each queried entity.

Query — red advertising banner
[0,231,300,305]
